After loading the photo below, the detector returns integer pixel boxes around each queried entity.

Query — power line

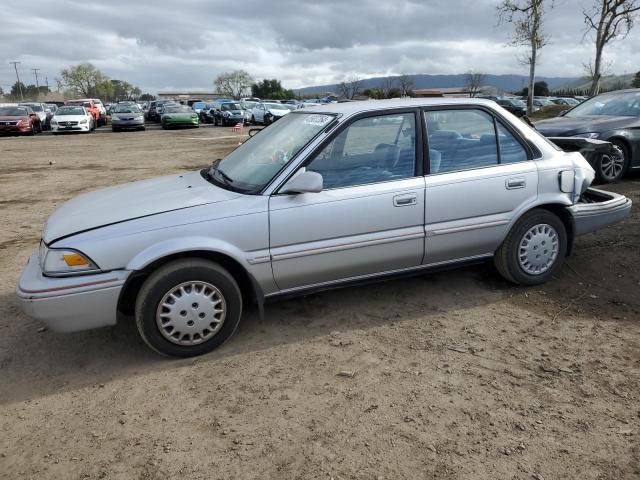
[9,61,23,100]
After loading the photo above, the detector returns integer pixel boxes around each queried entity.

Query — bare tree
[464,71,486,97]
[397,75,414,97]
[214,70,253,99]
[498,0,553,115]
[583,0,640,95]
[338,76,364,99]
[379,77,396,99]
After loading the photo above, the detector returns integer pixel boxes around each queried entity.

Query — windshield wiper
[207,159,234,188]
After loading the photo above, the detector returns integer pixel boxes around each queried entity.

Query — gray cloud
[1,0,639,93]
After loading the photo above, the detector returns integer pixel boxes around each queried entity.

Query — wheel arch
[503,202,575,256]
[118,249,263,318]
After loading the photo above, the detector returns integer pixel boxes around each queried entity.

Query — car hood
[53,115,88,121]
[43,170,240,243]
[269,109,290,116]
[0,115,28,122]
[534,115,637,136]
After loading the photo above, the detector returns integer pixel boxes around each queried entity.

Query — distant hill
[295,74,581,96]
[555,73,634,92]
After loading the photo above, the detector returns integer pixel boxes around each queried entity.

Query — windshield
[165,106,193,113]
[565,90,640,117]
[221,103,241,111]
[0,107,29,116]
[207,112,335,193]
[264,103,286,110]
[508,99,525,107]
[242,101,256,109]
[192,102,205,109]
[23,104,44,112]
[113,105,141,113]
[56,107,85,115]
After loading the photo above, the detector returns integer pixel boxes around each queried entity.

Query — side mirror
[280,170,323,194]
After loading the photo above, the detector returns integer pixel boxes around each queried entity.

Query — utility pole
[9,61,23,100]
[32,68,40,89]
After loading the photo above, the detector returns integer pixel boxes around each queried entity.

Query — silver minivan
[17,99,632,357]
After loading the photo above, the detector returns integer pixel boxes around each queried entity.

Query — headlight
[573,132,600,139]
[135,115,144,120]
[39,243,100,276]
[223,112,230,117]
[79,119,88,124]
[50,120,57,125]
[111,115,119,120]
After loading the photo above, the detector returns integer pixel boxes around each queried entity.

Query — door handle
[393,193,418,207]
[506,177,526,189]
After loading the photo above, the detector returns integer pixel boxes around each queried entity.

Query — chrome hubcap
[518,224,559,275]
[156,281,226,346]
[600,147,625,180]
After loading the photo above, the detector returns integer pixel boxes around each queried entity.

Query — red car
[65,99,102,126]
[0,105,42,135]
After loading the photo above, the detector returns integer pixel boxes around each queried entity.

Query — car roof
[301,97,499,115]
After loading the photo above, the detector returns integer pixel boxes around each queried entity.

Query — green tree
[139,93,155,101]
[60,62,109,97]
[632,71,640,88]
[520,80,549,96]
[251,79,294,100]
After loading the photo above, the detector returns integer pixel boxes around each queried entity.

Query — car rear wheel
[135,259,242,357]
[596,140,629,183]
[494,209,567,286]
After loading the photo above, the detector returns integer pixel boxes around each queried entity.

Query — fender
[126,236,251,271]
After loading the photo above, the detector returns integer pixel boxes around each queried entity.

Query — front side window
[207,112,335,193]
[307,112,416,189]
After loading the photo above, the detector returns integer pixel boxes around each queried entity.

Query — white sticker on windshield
[303,114,332,126]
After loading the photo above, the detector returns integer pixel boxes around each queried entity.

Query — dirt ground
[0,123,639,480]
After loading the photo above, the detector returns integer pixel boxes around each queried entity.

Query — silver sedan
[17,99,632,357]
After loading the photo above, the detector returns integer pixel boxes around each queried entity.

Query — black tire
[135,259,242,357]
[29,124,36,136]
[264,115,272,126]
[251,115,256,125]
[595,139,629,184]
[140,126,146,131]
[112,127,119,132]
[494,209,567,286]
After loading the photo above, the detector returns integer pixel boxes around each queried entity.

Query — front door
[422,108,539,264]
[269,110,426,291]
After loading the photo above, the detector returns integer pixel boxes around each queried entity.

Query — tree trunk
[527,44,537,117]
[590,41,603,96]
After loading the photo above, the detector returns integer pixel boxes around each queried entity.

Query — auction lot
[0,125,639,479]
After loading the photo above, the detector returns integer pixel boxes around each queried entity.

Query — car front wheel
[135,259,242,357]
[596,140,629,183]
[494,209,567,286]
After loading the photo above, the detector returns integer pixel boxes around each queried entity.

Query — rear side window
[424,109,528,173]
[496,122,528,164]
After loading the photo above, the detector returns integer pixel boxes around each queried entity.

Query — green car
[161,105,200,129]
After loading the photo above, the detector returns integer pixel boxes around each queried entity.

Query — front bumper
[51,124,90,132]
[569,188,632,236]
[0,125,32,134]
[112,117,145,128]
[16,253,129,332]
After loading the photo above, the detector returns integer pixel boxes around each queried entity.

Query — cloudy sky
[1,0,639,94]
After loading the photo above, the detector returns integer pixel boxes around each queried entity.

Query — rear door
[422,107,538,264]
[269,110,426,291]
